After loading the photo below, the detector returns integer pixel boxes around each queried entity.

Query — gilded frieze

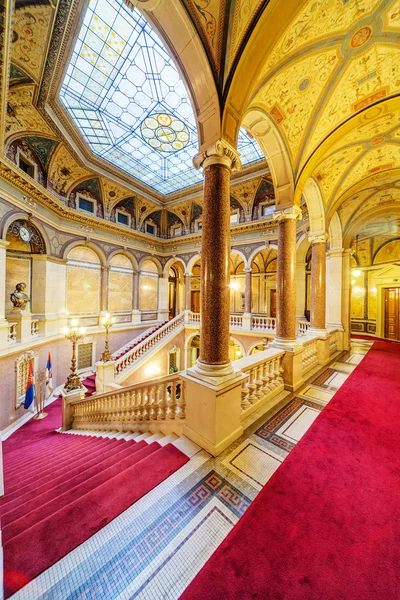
[47,145,92,196]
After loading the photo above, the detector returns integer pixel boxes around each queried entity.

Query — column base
[270,337,299,352]
[131,310,141,324]
[241,313,252,330]
[308,327,328,338]
[189,359,239,386]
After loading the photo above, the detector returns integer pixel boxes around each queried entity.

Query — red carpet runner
[1,398,189,598]
[181,341,400,600]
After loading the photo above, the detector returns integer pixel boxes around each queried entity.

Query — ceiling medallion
[350,26,372,49]
[140,113,190,153]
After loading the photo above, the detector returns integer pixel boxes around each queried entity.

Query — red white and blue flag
[46,351,53,393]
[24,359,35,409]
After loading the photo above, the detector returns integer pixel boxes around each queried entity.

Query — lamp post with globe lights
[100,313,115,362]
[63,319,86,391]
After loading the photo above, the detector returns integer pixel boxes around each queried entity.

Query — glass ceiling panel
[60,0,264,195]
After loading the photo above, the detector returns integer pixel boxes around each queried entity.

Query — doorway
[191,290,200,313]
[270,289,277,318]
[385,288,400,340]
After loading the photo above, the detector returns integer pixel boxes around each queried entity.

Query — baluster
[175,381,185,419]
[166,383,176,419]
[268,359,277,389]
[260,360,270,395]
[142,387,150,421]
[241,377,251,411]
[157,384,167,420]
[149,386,157,420]
[245,368,258,404]
[253,364,264,400]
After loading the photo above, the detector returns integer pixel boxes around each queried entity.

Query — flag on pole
[24,359,35,409]
[46,352,53,393]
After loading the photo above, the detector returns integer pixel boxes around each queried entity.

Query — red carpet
[180,341,400,600]
[1,398,189,598]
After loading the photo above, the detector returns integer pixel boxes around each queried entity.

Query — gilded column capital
[244,267,253,273]
[273,205,302,223]
[193,139,241,171]
[308,232,329,245]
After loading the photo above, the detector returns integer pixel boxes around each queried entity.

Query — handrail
[251,316,276,331]
[68,373,185,431]
[114,313,185,374]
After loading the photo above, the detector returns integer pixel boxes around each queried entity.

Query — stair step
[145,432,165,444]
[2,440,150,542]
[3,444,189,598]
[134,432,152,442]
[158,433,179,446]
[172,435,202,458]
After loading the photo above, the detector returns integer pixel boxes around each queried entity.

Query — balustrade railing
[233,349,285,419]
[68,374,185,432]
[114,313,184,375]
[7,323,17,344]
[297,320,310,336]
[31,320,39,337]
[328,330,338,356]
[251,316,276,331]
[301,338,318,375]
[188,311,200,323]
[230,315,243,328]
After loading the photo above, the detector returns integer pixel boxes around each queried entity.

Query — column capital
[244,267,253,273]
[327,247,344,258]
[273,205,302,223]
[308,232,328,245]
[101,265,110,271]
[0,240,10,250]
[193,139,241,171]
[185,272,191,277]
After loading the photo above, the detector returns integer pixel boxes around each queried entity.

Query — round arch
[230,247,247,266]
[247,243,278,269]
[241,108,294,209]
[343,205,400,249]
[107,249,139,270]
[62,239,107,265]
[301,177,326,236]
[139,255,163,274]
[229,336,245,360]
[163,256,186,277]
[1,211,50,254]
[186,254,201,275]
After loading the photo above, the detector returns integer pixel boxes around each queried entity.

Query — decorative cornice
[193,139,241,171]
[273,205,302,223]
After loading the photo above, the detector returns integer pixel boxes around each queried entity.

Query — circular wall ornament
[298,78,310,92]
[350,26,372,49]
[19,227,31,243]
[140,113,190,153]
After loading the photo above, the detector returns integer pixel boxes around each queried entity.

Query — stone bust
[10,282,30,311]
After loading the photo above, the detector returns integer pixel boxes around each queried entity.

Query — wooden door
[191,290,200,313]
[385,288,400,340]
[270,289,277,318]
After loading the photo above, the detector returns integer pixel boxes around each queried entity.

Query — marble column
[326,248,344,329]
[342,248,353,350]
[0,240,10,322]
[309,234,328,333]
[244,268,252,314]
[191,140,241,382]
[296,261,307,319]
[272,206,302,348]
[100,266,109,313]
[185,272,191,311]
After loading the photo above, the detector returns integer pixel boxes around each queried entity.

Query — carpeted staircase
[1,397,190,598]
[114,321,169,360]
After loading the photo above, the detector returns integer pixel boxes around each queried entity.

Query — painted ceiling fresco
[251,0,400,172]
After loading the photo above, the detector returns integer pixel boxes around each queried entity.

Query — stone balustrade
[114,313,185,374]
[188,311,200,323]
[7,323,17,344]
[31,320,39,337]
[297,320,310,335]
[251,316,277,331]
[233,348,285,420]
[230,315,243,328]
[301,337,319,375]
[67,373,185,433]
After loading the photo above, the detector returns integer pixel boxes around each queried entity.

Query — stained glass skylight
[60,0,264,195]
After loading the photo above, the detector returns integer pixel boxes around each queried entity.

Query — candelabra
[63,319,86,391]
[100,313,115,362]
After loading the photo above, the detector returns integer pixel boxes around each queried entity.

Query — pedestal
[95,360,115,393]
[6,309,32,343]
[280,346,304,392]
[242,313,252,330]
[61,386,87,431]
[316,334,331,365]
[181,370,247,456]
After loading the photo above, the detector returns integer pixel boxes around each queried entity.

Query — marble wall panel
[6,256,31,312]
[140,275,158,310]
[109,271,133,312]
[67,266,100,314]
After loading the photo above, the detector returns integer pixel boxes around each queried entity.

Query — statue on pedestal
[10,282,30,311]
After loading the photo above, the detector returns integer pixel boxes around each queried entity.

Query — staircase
[1,397,194,598]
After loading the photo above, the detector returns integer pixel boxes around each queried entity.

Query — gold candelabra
[63,319,86,391]
[100,313,115,362]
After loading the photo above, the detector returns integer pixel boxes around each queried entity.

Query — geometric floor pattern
[11,339,373,600]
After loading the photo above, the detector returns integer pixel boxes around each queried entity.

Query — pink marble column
[192,140,241,381]
[185,273,191,311]
[244,268,252,314]
[273,207,302,347]
[100,266,109,312]
[310,235,328,332]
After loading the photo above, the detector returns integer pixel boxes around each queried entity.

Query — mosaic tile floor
[12,339,373,600]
